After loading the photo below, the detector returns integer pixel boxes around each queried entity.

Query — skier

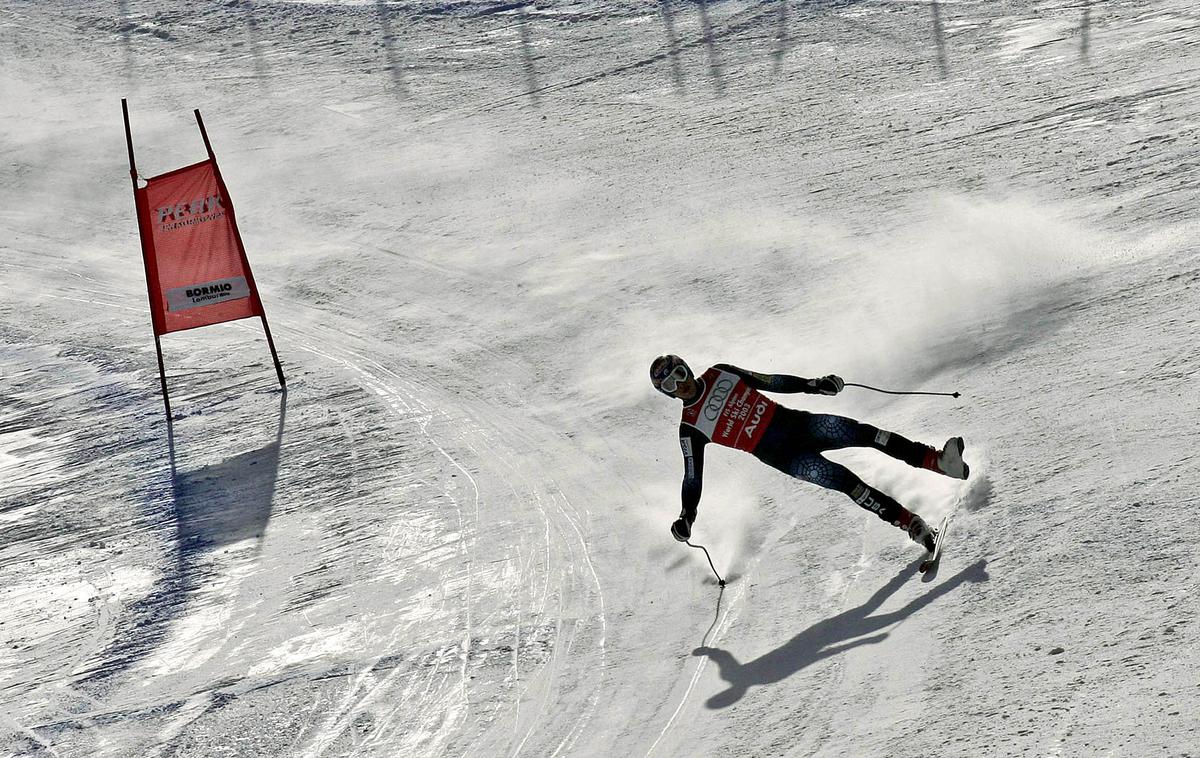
[649,355,969,552]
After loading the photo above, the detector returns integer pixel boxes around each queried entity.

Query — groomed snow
[1,1,1197,756]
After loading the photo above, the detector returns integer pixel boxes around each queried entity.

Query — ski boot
[907,514,938,553]
[924,436,969,480]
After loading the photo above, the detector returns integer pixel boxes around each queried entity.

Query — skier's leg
[785,452,913,528]
[803,413,968,479]
[803,412,929,464]
[753,421,937,549]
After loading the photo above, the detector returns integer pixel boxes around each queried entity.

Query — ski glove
[670,517,692,542]
[806,374,844,396]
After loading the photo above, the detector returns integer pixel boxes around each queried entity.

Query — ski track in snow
[279,319,607,758]
[3,0,1200,756]
[0,260,609,755]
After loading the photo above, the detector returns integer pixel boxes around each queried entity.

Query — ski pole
[686,541,726,587]
[845,382,961,399]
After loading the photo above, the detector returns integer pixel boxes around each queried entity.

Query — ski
[918,514,953,574]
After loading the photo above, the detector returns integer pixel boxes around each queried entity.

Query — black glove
[806,374,844,396]
[670,517,692,542]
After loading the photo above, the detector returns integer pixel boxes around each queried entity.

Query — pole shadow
[375,0,411,98]
[464,1,776,113]
[77,391,287,686]
[693,557,989,708]
[931,0,949,79]
[516,6,541,107]
[1080,0,1091,62]
[243,0,270,87]
[697,0,727,97]
[771,0,790,75]
[659,0,687,93]
[118,0,135,86]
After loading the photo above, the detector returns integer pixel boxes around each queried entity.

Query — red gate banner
[123,101,284,419]
[136,159,263,335]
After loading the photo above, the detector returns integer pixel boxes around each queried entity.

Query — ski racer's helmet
[650,355,693,396]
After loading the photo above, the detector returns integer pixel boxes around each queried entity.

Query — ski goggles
[656,363,691,393]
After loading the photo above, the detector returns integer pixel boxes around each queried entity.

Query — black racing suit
[678,364,934,532]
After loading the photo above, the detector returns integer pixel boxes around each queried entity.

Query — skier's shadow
[693,556,989,709]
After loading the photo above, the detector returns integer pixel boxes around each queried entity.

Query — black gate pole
[193,108,286,391]
[122,98,174,420]
[258,315,287,391]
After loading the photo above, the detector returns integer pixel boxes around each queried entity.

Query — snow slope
[1,0,1198,756]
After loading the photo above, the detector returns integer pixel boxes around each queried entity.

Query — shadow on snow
[694,556,989,708]
[77,391,286,689]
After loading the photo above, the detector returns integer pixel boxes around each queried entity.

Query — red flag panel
[136,159,262,335]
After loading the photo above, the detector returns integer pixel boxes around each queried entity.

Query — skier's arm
[714,363,844,396]
[671,426,707,542]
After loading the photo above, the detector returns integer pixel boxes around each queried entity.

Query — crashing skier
[649,355,969,554]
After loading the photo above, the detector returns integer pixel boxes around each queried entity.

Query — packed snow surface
[1,0,1198,756]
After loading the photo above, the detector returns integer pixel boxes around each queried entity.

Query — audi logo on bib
[682,368,777,453]
[704,378,735,422]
